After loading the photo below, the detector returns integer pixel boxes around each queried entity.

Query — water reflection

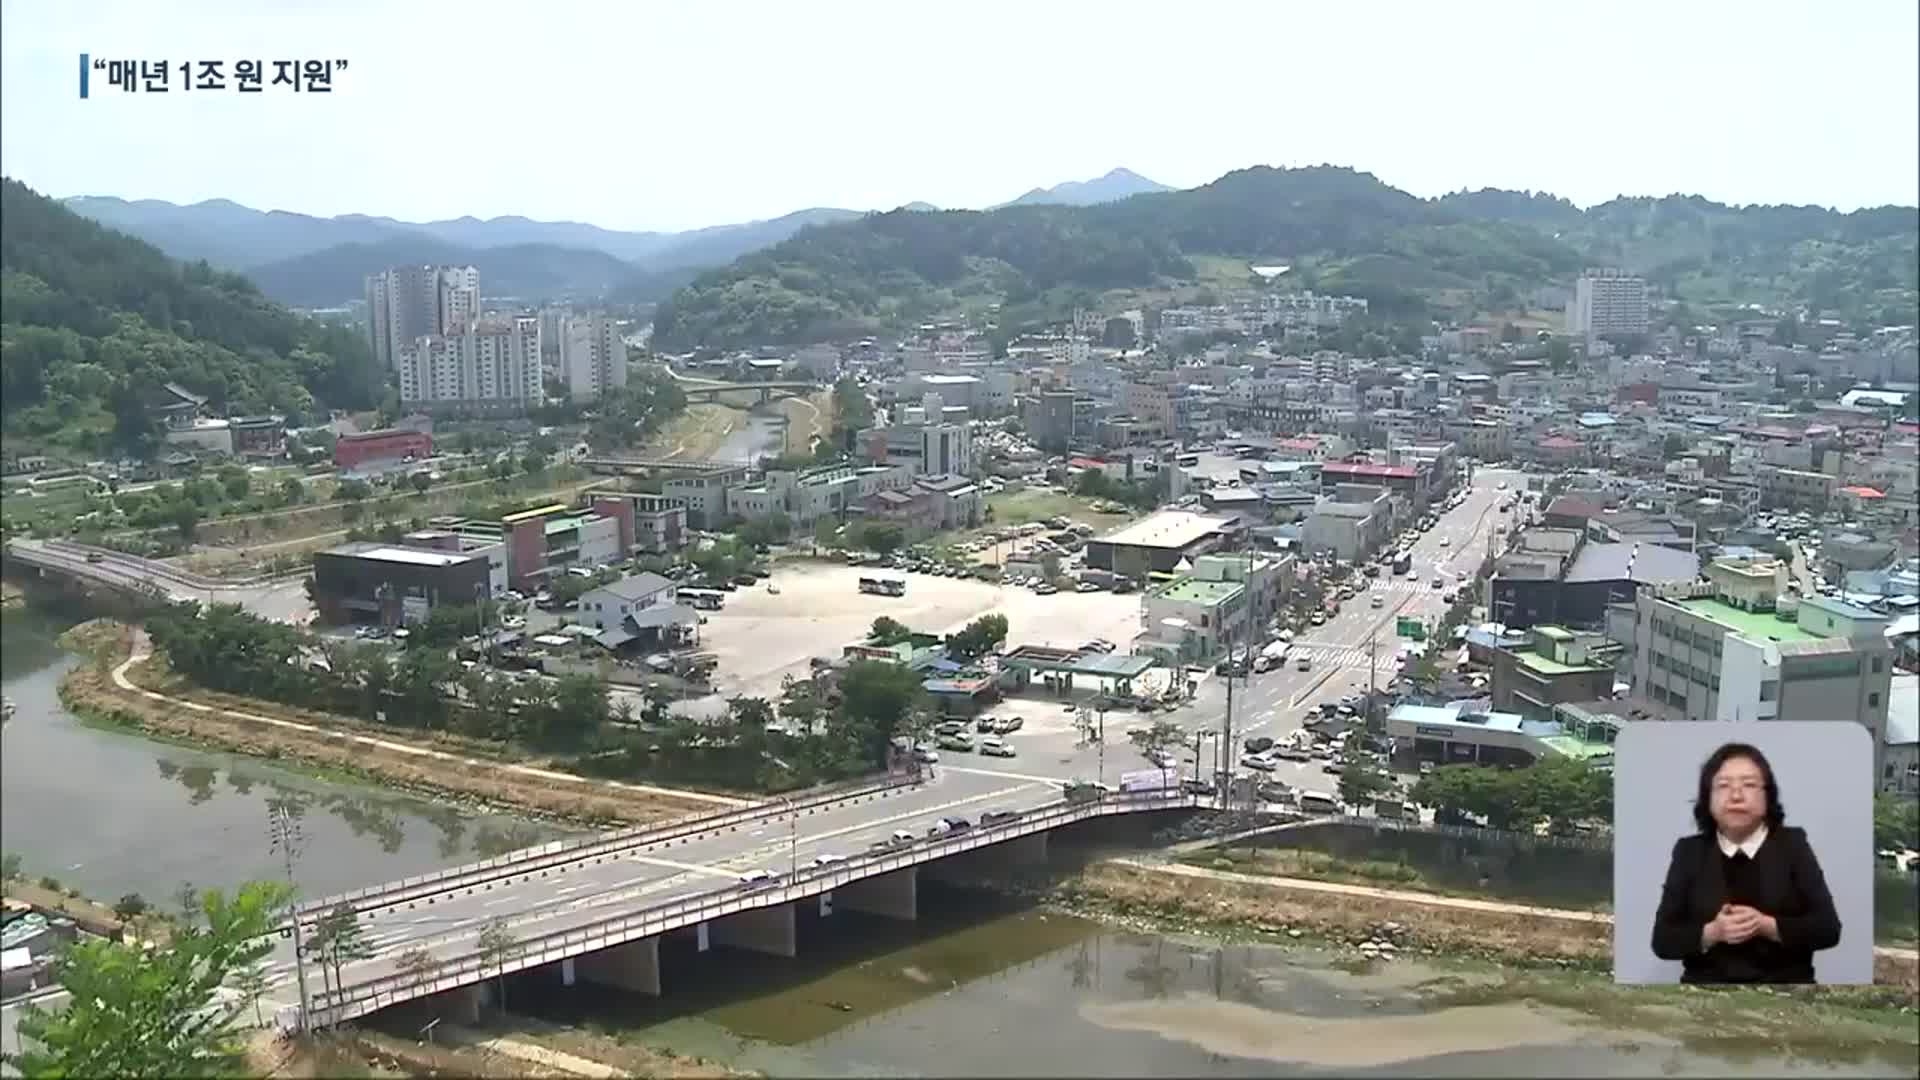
[149,755,496,858]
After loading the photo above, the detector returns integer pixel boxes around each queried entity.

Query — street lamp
[267,803,313,1035]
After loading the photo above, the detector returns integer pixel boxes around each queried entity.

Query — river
[0,605,574,906]
[489,883,1916,1079]
[712,413,789,465]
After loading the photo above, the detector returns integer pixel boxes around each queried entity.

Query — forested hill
[653,165,1920,350]
[1,178,379,458]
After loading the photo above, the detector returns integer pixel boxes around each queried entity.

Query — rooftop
[325,543,473,568]
[1100,510,1234,550]
[1514,650,1612,676]
[1676,597,1823,644]
[501,503,569,525]
[1565,541,1700,585]
[1322,462,1417,480]
[589,572,675,602]
[1153,577,1245,606]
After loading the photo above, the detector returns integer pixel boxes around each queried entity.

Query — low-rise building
[1489,625,1623,720]
[1083,510,1238,579]
[1302,487,1393,563]
[1136,575,1248,663]
[334,427,433,470]
[311,542,492,626]
[662,465,750,528]
[578,572,696,650]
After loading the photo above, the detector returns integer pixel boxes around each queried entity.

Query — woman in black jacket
[1650,741,1842,984]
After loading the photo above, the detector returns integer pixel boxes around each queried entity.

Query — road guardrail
[306,789,1197,1024]
[291,772,924,920]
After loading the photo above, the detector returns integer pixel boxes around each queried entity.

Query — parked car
[979,809,1021,827]
[1241,753,1277,772]
[980,737,1016,758]
[1243,736,1275,755]
[937,734,975,752]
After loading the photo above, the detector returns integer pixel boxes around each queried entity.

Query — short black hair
[1693,741,1787,835]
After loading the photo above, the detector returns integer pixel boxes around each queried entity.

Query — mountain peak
[996,168,1174,208]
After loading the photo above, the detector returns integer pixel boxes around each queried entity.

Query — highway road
[4,538,311,622]
[255,764,1079,1011]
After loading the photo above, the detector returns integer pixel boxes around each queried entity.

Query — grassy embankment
[54,620,728,829]
[1023,855,1918,998]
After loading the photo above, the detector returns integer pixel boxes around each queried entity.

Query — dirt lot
[699,562,1145,700]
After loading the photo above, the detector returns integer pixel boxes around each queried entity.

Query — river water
[0,606,573,906]
[712,414,789,464]
[496,884,1916,1079]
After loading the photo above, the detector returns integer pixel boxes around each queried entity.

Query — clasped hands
[1703,903,1780,948]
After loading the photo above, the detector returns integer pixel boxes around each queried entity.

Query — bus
[858,576,907,597]
[680,587,725,611]
[1391,550,1413,576]
[1175,453,1200,468]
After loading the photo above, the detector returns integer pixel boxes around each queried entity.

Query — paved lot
[695,563,1144,701]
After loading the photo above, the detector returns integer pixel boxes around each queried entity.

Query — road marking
[789,782,1035,848]
[623,854,741,880]
[482,896,518,908]
[941,764,1065,786]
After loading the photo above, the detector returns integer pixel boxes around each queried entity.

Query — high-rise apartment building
[365,265,481,372]
[396,316,543,414]
[561,313,628,403]
[1566,268,1648,341]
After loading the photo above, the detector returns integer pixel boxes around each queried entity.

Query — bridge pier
[829,867,918,921]
[709,903,797,957]
[574,936,662,995]
[424,983,485,1025]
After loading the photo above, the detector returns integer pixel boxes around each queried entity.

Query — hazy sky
[4,0,1916,232]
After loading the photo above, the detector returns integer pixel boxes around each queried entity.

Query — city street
[940,466,1523,801]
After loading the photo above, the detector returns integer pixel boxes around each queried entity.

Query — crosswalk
[1284,640,1395,670]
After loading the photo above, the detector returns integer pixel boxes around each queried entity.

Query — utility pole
[786,798,797,877]
[268,802,312,1035]
[1095,705,1107,787]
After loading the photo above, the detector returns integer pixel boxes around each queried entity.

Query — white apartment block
[365,265,479,373]
[561,313,628,403]
[1566,268,1648,341]
[396,316,544,414]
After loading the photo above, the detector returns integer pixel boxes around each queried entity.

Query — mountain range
[651,166,1920,351]
[57,168,1176,309]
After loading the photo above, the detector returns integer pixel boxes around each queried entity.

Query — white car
[1241,754,1278,772]
[738,869,779,888]
[810,853,846,868]
[1439,537,1450,546]
[980,737,1017,758]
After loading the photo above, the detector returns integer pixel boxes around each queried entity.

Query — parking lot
[696,561,1147,701]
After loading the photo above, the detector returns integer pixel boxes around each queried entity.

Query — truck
[1117,768,1178,794]
[1252,640,1291,673]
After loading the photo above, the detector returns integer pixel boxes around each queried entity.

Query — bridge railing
[291,773,924,920]
[307,789,1195,1023]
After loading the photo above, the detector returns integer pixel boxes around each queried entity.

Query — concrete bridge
[3,538,309,620]
[578,456,745,477]
[270,779,1197,1030]
[678,381,818,405]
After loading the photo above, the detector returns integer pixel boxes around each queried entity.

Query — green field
[987,489,1136,530]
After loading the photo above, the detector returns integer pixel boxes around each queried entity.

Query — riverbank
[54,619,743,830]
[244,1022,757,1079]
[1034,854,1919,998]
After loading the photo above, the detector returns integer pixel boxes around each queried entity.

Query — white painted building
[1566,268,1648,341]
[396,316,544,414]
[561,313,628,403]
[365,265,479,373]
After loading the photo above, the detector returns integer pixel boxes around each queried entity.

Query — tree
[408,471,432,493]
[216,465,250,501]
[307,902,374,1026]
[1,852,20,880]
[946,613,1009,660]
[1337,752,1393,807]
[112,893,150,922]
[812,516,840,553]
[277,476,304,505]
[869,616,914,646]
[393,946,440,989]
[476,920,521,1012]
[1874,792,1919,853]
[229,963,270,1028]
[7,880,290,1078]
[737,512,792,549]
[1661,433,1690,460]
[520,451,548,476]
[169,499,202,542]
[838,659,931,766]
[854,521,905,555]
[336,478,371,502]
